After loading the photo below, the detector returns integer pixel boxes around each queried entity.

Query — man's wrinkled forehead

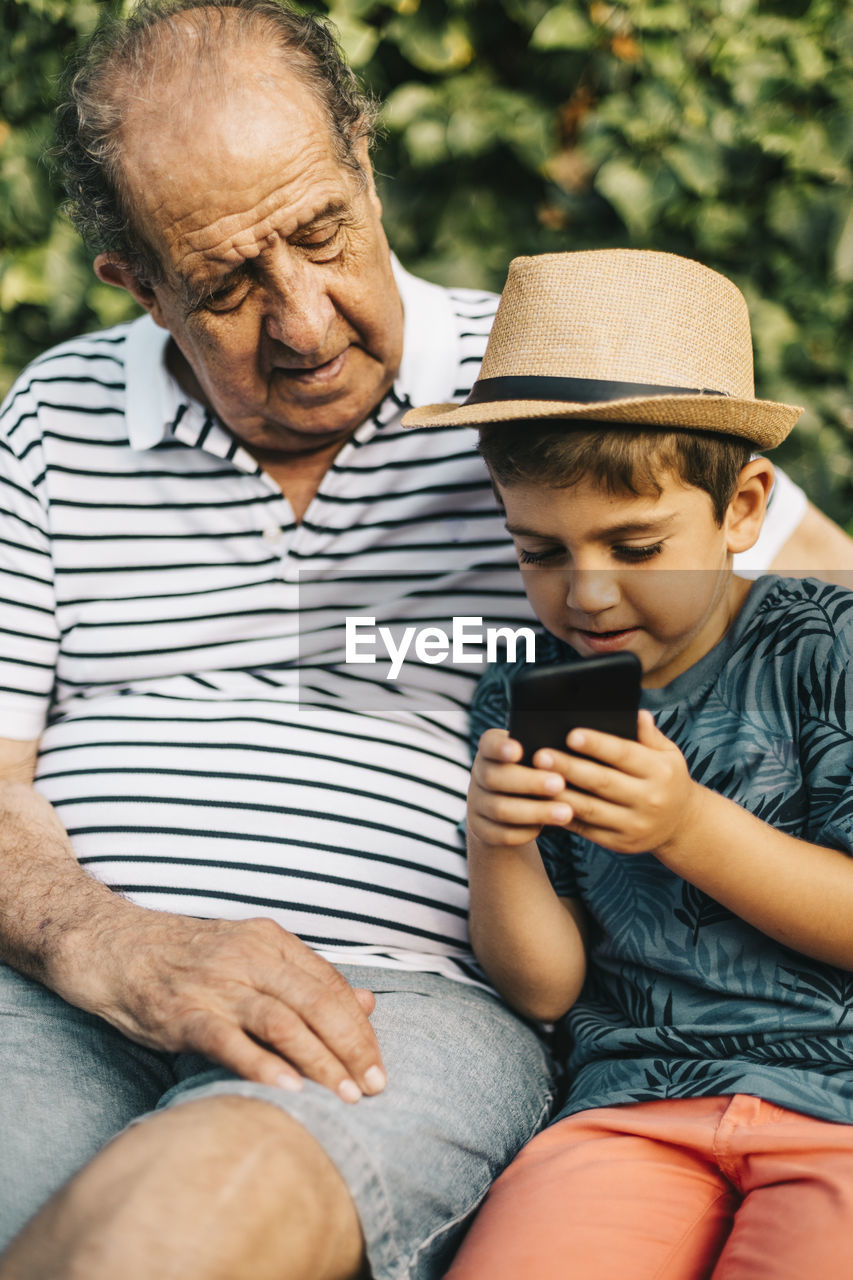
[115,10,338,211]
[119,59,348,284]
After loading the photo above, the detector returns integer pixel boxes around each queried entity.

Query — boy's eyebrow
[505,514,679,539]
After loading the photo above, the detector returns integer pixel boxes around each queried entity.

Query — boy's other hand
[534,709,703,856]
[468,729,573,848]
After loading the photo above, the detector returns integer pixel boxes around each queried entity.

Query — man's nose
[565,568,621,615]
[263,261,335,355]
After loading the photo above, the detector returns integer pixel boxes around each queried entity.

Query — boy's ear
[94,254,169,329]
[724,457,775,554]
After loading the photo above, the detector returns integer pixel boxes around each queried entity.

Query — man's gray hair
[56,0,380,286]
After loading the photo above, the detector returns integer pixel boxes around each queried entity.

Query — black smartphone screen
[508,652,642,765]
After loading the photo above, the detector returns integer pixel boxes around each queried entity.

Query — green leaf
[742,291,799,378]
[832,202,853,284]
[787,32,828,83]
[382,82,437,131]
[593,159,657,236]
[324,13,379,68]
[629,4,690,33]
[401,117,448,166]
[388,14,474,72]
[663,140,724,198]
[530,5,594,51]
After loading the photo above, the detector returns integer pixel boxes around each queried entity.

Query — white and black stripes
[0,265,526,984]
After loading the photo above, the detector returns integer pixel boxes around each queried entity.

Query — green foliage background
[2,0,852,523]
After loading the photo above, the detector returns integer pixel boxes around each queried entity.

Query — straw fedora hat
[402,250,802,448]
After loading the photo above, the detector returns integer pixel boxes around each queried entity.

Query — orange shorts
[446,1094,853,1280]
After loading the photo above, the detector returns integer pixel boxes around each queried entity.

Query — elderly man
[0,3,850,1278]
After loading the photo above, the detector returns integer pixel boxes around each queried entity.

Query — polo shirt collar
[124,313,193,452]
[392,255,467,408]
[123,253,463,454]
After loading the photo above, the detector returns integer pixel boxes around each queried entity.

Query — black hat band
[464,374,729,407]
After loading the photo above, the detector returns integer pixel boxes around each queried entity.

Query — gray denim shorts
[0,962,557,1279]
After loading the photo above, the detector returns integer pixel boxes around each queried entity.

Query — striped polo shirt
[0,260,534,983]
[0,258,806,984]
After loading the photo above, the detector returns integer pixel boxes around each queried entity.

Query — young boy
[403,251,853,1279]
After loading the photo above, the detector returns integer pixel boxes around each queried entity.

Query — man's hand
[57,904,386,1103]
[535,709,703,856]
[468,728,572,848]
[0,776,385,1102]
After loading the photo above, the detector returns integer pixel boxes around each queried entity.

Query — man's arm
[0,738,385,1101]
[771,501,853,586]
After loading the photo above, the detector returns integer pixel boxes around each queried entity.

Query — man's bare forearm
[0,778,386,1098]
[0,778,135,999]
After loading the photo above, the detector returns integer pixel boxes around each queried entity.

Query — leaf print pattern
[673,882,733,945]
[470,575,853,1126]
[775,965,853,1027]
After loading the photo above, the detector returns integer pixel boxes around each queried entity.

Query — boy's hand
[468,729,573,848]
[535,709,704,856]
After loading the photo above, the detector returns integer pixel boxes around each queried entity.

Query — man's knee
[0,1096,366,1280]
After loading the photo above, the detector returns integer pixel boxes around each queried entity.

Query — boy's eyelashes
[517,545,561,566]
[515,542,665,566]
[613,543,664,563]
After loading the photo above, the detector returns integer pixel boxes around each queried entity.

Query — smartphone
[508,652,642,766]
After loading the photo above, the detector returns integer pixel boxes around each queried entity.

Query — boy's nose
[565,569,621,616]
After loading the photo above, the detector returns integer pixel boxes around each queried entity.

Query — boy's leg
[710,1098,853,1280]
[446,1097,738,1280]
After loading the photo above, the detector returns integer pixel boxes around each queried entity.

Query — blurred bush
[1,0,852,523]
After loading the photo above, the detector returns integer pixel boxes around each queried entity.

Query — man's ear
[725,456,775,554]
[94,254,169,328]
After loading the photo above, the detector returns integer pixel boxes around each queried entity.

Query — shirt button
[263,526,282,542]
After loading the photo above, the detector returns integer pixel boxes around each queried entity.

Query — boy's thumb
[637,707,666,746]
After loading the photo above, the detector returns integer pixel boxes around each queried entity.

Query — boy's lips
[573,626,640,653]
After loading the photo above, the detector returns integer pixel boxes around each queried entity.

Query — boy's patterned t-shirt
[471,575,853,1125]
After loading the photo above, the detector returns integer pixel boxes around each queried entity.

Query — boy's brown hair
[478,422,753,525]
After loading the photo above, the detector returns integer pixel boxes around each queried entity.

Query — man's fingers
[228,920,386,1093]
[97,914,388,1098]
[185,992,382,1104]
[352,986,376,1016]
[252,963,386,1098]
[183,1014,304,1092]
[243,994,380,1103]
